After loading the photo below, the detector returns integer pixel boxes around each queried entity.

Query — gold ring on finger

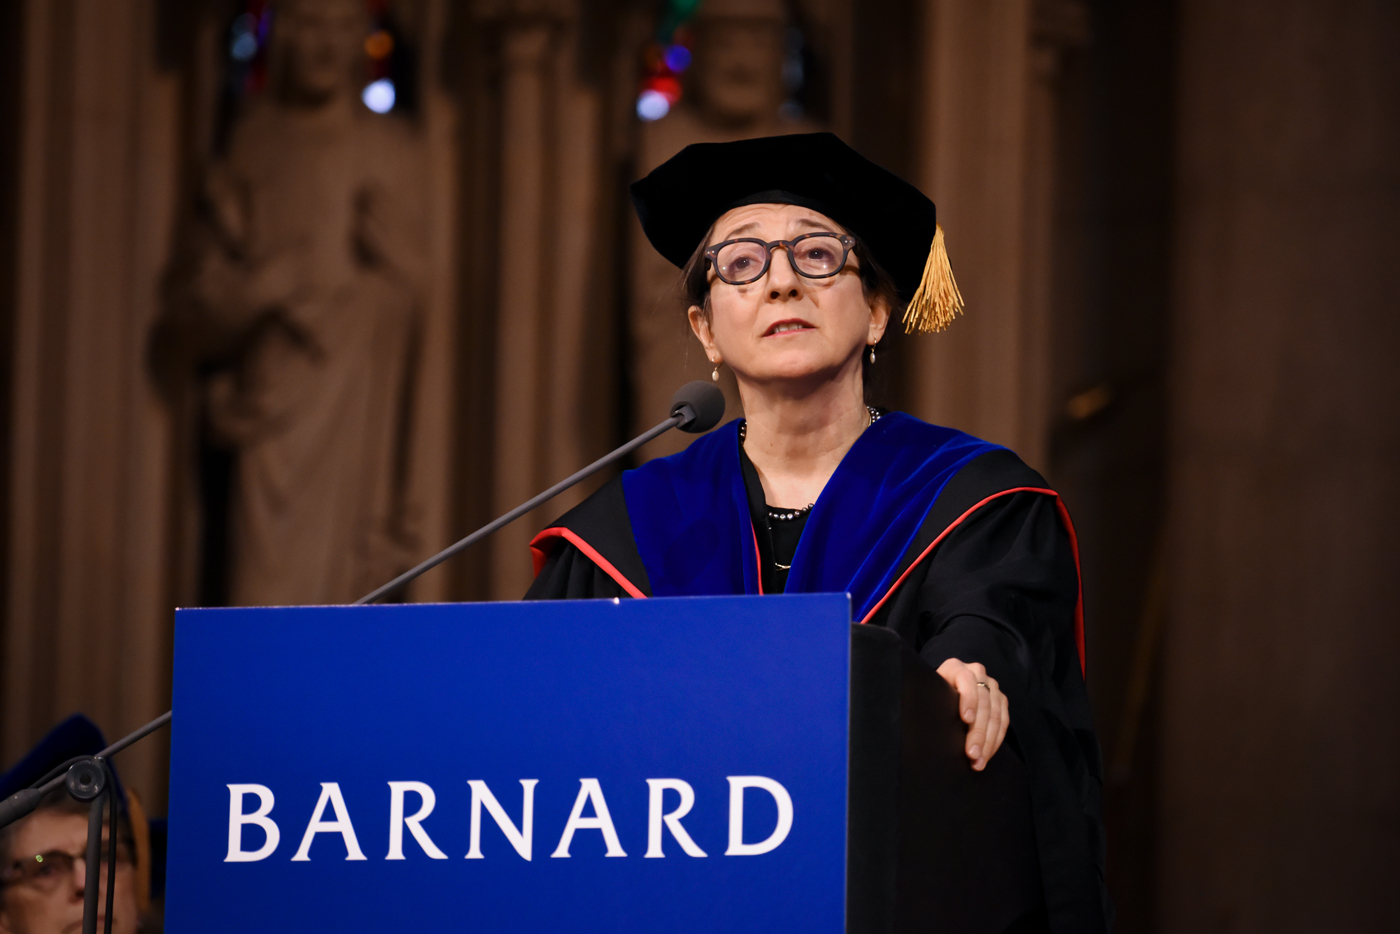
[976,681,989,690]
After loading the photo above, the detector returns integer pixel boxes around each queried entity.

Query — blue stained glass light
[663,44,692,73]
[362,78,396,114]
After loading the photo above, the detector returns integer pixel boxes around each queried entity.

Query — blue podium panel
[165,594,851,933]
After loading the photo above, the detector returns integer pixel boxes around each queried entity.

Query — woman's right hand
[935,658,1009,771]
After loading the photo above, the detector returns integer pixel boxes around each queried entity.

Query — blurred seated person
[0,717,152,934]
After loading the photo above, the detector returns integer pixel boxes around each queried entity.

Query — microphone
[671,380,726,433]
[0,711,174,831]
[354,381,725,605]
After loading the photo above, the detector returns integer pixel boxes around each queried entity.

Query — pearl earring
[712,362,720,381]
[868,345,876,364]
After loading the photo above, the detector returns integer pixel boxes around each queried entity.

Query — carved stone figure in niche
[629,0,823,457]
[165,0,426,605]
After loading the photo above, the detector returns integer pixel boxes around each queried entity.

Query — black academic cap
[0,714,126,807]
[630,132,963,332]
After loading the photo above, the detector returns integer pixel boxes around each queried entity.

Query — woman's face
[690,203,889,394]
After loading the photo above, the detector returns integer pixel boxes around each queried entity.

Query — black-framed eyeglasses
[705,233,857,286]
[0,845,133,892]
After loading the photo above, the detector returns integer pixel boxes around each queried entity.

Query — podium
[164,596,1039,933]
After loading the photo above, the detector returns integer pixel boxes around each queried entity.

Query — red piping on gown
[530,487,1087,676]
[856,486,1086,677]
[529,528,647,599]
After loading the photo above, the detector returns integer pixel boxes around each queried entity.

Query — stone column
[484,0,605,599]
[912,0,1033,456]
[490,16,555,599]
[405,0,462,603]
[540,17,603,502]
[3,0,181,808]
[910,0,1086,470]
[1158,1,1400,929]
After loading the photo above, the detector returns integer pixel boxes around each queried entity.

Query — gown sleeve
[522,475,651,600]
[869,481,1110,931]
[903,491,1081,696]
[524,541,629,600]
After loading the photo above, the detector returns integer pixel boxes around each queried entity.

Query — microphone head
[670,381,726,433]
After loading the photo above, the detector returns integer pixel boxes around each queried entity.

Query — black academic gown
[526,414,1110,934]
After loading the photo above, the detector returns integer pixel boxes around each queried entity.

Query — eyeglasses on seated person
[0,842,134,892]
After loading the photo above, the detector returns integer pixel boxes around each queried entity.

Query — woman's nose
[766,245,802,298]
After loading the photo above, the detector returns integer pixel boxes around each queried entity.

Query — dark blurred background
[0,1,1395,930]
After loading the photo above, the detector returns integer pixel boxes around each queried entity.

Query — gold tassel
[901,224,965,334]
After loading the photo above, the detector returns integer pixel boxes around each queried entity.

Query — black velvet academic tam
[630,132,939,302]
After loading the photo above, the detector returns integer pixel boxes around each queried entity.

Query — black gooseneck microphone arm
[356,380,724,604]
[0,382,726,840]
[352,417,678,604]
[0,712,174,830]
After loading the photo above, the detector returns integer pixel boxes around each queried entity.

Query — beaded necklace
[740,406,882,522]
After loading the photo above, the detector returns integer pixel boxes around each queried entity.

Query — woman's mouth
[765,319,814,336]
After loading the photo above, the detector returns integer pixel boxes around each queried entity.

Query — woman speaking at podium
[526,134,1108,932]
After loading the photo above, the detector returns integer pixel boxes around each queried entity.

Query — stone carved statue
[165,0,426,605]
[629,0,822,457]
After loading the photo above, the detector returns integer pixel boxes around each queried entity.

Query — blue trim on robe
[621,412,1004,620]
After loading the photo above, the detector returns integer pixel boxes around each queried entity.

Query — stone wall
[1158,1,1400,929]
